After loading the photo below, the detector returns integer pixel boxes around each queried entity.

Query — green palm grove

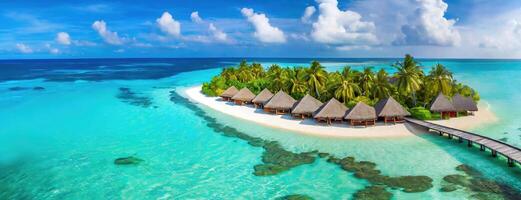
[202,55,480,109]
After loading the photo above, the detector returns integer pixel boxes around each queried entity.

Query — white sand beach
[185,86,498,138]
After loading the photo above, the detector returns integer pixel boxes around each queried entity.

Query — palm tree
[221,67,237,81]
[286,68,308,97]
[341,66,358,79]
[305,61,328,97]
[359,67,375,97]
[373,69,392,99]
[393,54,423,106]
[271,71,286,92]
[267,64,282,77]
[251,63,265,78]
[334,67,360,103]
[426,63,453,96]
[237,66,254,82]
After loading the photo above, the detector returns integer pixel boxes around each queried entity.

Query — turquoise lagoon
[0,58,520,199]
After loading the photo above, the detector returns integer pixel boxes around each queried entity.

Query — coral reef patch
[116,87,153,108]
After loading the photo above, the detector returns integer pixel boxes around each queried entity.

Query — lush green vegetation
[202,55,480,110]
[409,107,443,120]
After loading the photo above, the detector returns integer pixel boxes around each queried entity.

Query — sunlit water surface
[0,58,520,199]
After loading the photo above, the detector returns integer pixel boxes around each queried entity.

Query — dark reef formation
[8,86,45,91]
[114,156,143,165]
[168,89,521,200]
[116,87,153,108]
[440,164,521,200]
[326,156,433,199]
[275,194,314,200]
[354,186,392,200]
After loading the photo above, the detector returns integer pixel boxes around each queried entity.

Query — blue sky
[2,0,521,59]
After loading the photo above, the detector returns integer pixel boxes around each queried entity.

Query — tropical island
[187,55,496,137]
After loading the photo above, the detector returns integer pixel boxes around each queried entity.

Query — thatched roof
[232,88,256,101]
[345,102,377,120]
[313,98,349,119]
[291,94,323,115]
[430,93,456,112]
[374,96,410,117]
[452,93,478,112]
[220,86,239,98]
[252,88,274,104]
[264,90,297,110]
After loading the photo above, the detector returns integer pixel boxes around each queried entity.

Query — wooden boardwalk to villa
[405,118,521,167]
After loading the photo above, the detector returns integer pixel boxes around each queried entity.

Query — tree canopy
[202,55,480,109]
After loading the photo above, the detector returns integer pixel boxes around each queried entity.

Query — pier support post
[491,150,497,157]
[438,131,443,136]
[448,134,453,139]
[508,158,515,167]
[467,140,473,147]
[480,145,485,151]
[458,138,463,143]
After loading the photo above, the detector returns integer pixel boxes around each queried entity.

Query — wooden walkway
[405,118,521,167]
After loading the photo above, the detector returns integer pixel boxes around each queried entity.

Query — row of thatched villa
[219,86,413,127]
[219,86,478,126]
[430,93,478,118]
[220,86,478,126]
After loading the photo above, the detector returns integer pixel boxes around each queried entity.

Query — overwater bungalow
[313,98,349,125]
[219,86,239,101]
[374,96,411,124]
[231,87,256,105]
[252,88,274,108]
[345,102,377,127]
[430,93,457,119]
[291,94,323,119]
[452,93,478,115]
[263,90,297,114]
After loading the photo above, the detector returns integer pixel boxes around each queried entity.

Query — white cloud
[336,45,371,51]
[56,32,71,45]
[395,0,460,46]
[290,33,310,41]
[73,40,97,47]
[156,12,181,37]
[478,19,521,49]
[16,43,33,53]
[209,23,228,42]
[183,35,211,43]
[45,44,60,54]
[49,48,60,54]
[311,0,378,46]
[301,6,316,23]
[92,20,125,45]
[241,8,286,43]
[191,11,203,23]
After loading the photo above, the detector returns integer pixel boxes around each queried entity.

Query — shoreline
[184,85,498,138]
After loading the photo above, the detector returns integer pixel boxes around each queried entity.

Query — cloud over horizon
[56,32,71,45]
[3,0,521,58]
[156,12,182,37]
[310,0,378,48]
[92,20,125,45]
[394,0,461,46]
[241,8,286,43]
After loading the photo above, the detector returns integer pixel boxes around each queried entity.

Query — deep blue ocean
[1,58,520,199]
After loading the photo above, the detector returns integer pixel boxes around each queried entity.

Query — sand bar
[185,86,498,138]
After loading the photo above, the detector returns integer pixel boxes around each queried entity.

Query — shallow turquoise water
[0,59,520,199]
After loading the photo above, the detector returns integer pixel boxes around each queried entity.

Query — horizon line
[2,56,521,61]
